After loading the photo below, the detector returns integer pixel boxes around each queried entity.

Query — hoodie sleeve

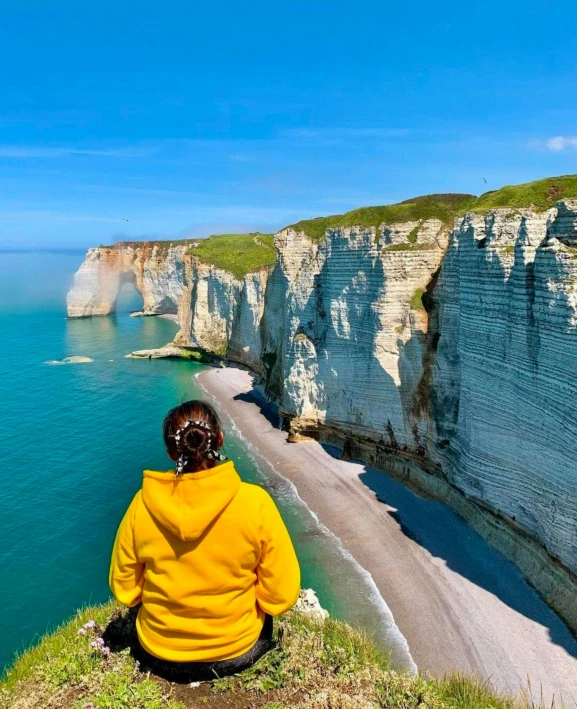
[255,490,301,616]
[109,492,145,607]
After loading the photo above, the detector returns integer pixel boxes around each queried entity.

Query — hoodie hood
[141,461,241,541]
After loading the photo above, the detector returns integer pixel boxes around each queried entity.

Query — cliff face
[266,205,577,584]
[430,204,577,577]
[268,220,447,442]
[172,258,269,371]
[68,202,577,629]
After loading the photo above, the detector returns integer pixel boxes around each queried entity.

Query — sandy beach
[199,365,577,706]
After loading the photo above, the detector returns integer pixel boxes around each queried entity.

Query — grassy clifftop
[0,602,542,709]
[288,174,577,241]
[288,194,476,242]
[99,233,277,281]
[97,175,577,275]
[187,233,276,280]
[471,174,577,212]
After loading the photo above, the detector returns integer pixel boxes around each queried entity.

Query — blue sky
[1,0,576,248]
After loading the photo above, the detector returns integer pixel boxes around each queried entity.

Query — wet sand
[199,365,577,706]
[158,313,179,324]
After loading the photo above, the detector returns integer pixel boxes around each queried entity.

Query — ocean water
[0,251,410,672]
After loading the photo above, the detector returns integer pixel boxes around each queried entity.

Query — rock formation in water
[67,242,188,317]
[67,182,577,632]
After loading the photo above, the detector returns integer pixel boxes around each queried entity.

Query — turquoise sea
[0,251,406,672]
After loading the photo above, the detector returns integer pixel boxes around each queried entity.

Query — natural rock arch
[116,269,144,313]
[67,244,187,318]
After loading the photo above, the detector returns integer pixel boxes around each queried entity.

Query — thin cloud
[228,152,258,163]
[530,135,577,153]
[313,196,396,207]
[0,145,154,159]
[284,127,410,139]
[178,220,286,239]
[76,184,212,199]
[0,210,121,222]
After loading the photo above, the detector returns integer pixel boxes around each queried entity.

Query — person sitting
[109,399,301,683]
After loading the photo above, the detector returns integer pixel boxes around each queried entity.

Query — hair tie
[172,419,228,478]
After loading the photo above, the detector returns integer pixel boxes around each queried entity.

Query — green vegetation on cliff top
[288,193,476,242]
[100,234,278,281]
[187,232,276,280]
[471,174,577,212]
[288,174,577,241]
[103,175,577,276]
[0,601,541,709]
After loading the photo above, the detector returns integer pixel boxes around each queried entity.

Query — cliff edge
[0,599,529,709]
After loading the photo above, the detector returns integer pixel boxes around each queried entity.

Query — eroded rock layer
[68,203,577,630]
[430,204,577,578]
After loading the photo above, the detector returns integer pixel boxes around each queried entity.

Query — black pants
[131,614,274,683]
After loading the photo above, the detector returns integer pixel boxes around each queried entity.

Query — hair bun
[163,401,224,475]
[181,423,211,459]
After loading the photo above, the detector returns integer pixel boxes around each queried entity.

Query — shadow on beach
[233,381,577,661]
[233,389,282,429]
[332,447,577,660]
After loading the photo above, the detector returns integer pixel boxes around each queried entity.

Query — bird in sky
[122,218,129,222]
[483,177,487,184]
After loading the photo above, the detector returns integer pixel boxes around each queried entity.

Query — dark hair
[162,400,223,473]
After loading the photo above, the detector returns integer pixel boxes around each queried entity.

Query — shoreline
[157,313,179,324]
[198,369,417,675]
[198,365,577,705]
[127,311,179,324]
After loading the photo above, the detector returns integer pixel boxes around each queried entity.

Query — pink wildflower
[84,620,96,629]
[101,646,111,657]
[77,628,86,636]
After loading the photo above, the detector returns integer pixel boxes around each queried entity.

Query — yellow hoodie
[109,461,300,662]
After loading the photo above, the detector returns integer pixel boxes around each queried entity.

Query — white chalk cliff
[67,243,188,317]
[68,201,577,631]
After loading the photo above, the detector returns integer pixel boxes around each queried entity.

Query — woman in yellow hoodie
[109,400,300,682]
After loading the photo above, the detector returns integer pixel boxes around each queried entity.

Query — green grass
[471,175,577,213]
[286,174,577,242]
[0,602,555,709]
[410,288,426,311]
[0,601,184,709]
[1,602,115,693]
[435,675,521,709]
[187,233,276,280]
[94,176,577,275]
[382,242,437,252]
[287,194,476,242]
[407,224,421,244]
[97,233,277,281]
